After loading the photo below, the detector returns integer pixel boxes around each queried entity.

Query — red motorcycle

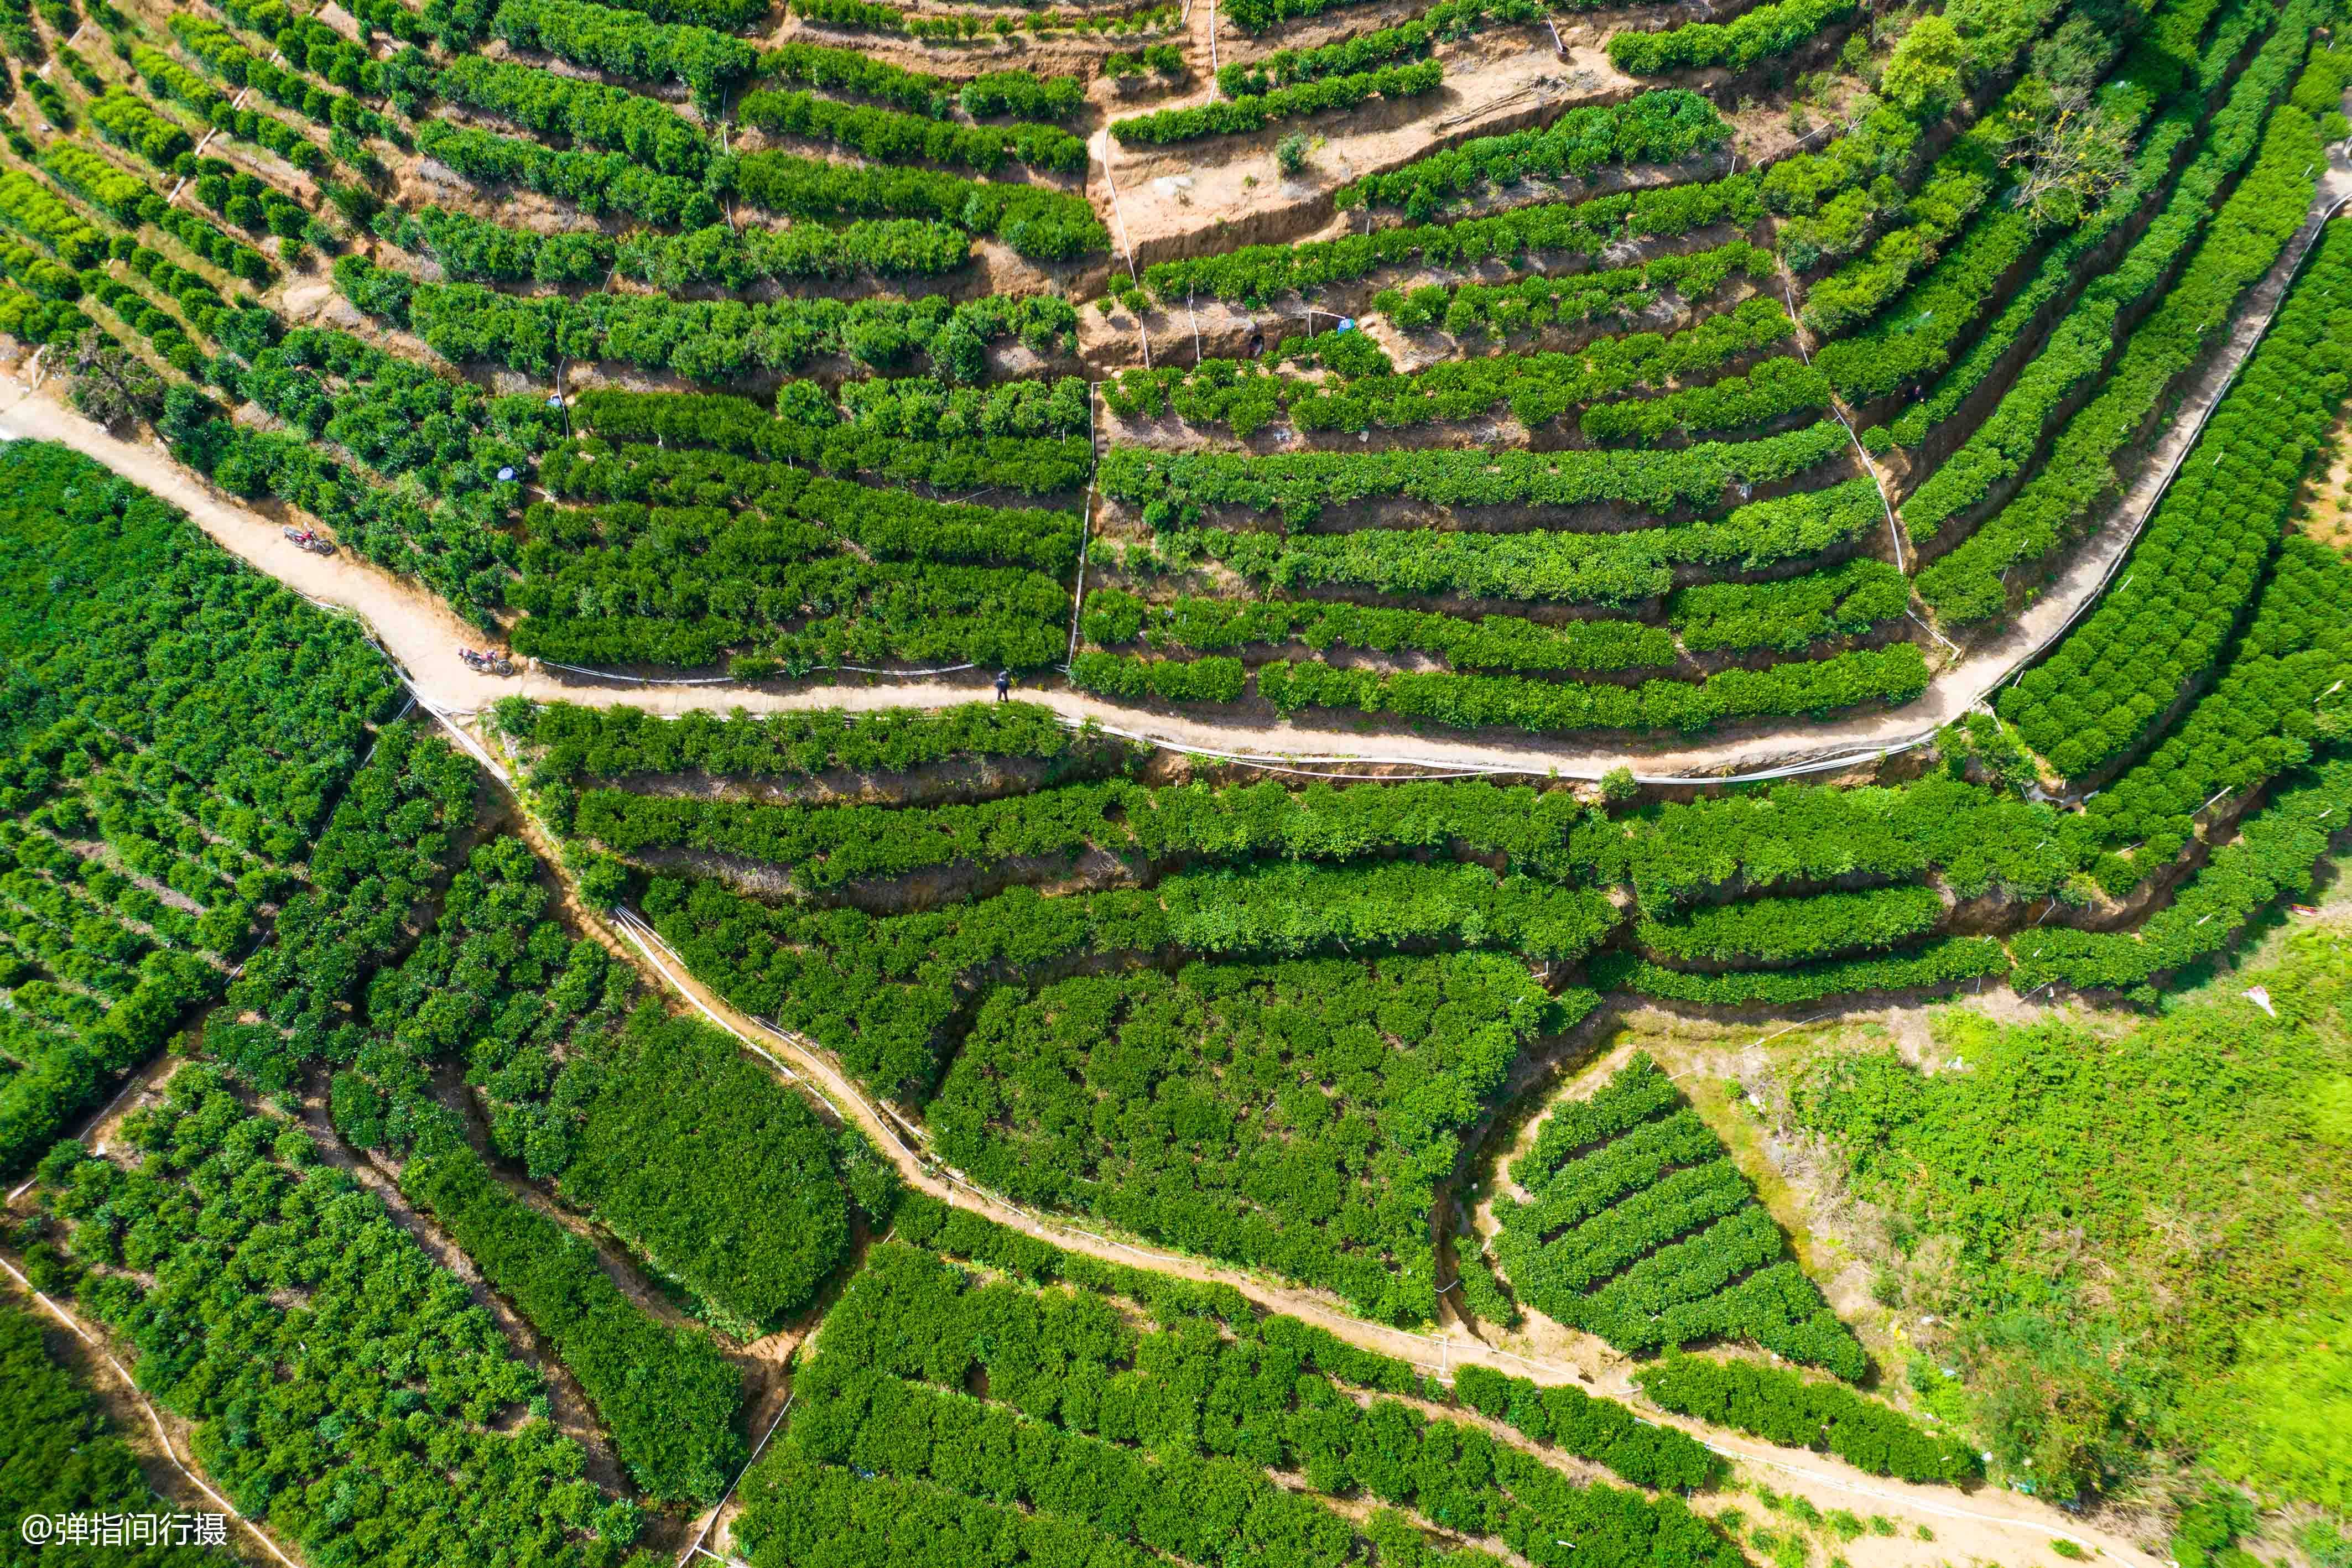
[459,647,516,677]
[282,525,335,555]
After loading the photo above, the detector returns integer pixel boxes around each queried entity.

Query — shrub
[1338,88,1728,215]
[733,149,1108,258]
[491,0,756,108]
[1100,420,1849,525]
[402,1145,746,1502]
[1113,60,1442,145]
[1996,219,2352,779]
[1609,0,1856,74]
[929,957,1567,1322]
[740,87,1086,173]
[38,1069,649,1560]
[1636,1355,1979,1482]
[1495,1055,1866,1377]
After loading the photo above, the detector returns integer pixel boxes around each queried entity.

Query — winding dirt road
[594,891,2161,1568]
[0,386,2174,1565]
[8,117,2341,1567]
[7,117,2349,788]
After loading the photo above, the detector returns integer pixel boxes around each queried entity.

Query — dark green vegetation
[0,0,2326,774]
[1791,930,2352,1504]
[730,1206,1740,1568]
[201,725,879,1499]
[27,1069,656,1566]
[6,0,2352,1549]
[1635,1355,1976,1482]
[601,771,1622,1104]
[888,1192,1716,1491]
[519,423,1084,671]
[0,1298,233,1566]
[530,575,2352,1327]
[0,440,399,1175]
[0,449,863,1523]
[400,1143,747,1503]
[1997,222,2352,780]
[1911,24,2348,618]
[1494,1055,1865,1377]
[218,798,867,1338]
[508,696,1085,784]
[1063,0,2315,739]
[930,956,1570,1322]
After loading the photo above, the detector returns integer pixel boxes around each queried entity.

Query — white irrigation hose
[1065,383,1101,670]
[532,663,731,686]
[608,911,803,1087]
[0,1255,304,1568]
[580,700,1927,785]
[2016,191,2352,675]
[538,659,977,683]
[1095,129,1143,288]
[74,1070,151,1154]
[1775,269,1903,573]
[675,1394,793,1568]
[1080,715,1935,785]
[418,700,508,778]
[1907,607,1963,657]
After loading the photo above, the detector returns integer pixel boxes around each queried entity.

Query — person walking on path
[996,669,1011,702]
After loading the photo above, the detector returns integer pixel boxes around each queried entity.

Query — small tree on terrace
[2001,85,2134,226]
[67,330,164,432]
[1880,14,1965,114]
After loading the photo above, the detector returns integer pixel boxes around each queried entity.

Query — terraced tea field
[1,0,2349,1561]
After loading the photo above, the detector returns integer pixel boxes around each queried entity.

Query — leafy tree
[0,441,399,1175]
[65,329,162,430]
[730,1230,1740,1568]
[2001,85,2136,225]
[1881,14,1965,112]
[1496,1055,1866,1376]
[928,958,1568,1322]
[40,1069,653,1565]
[0,1299,232,1565]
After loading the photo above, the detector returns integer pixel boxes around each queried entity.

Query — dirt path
[1099,28,1651,273]
[283,1090,642,1505]
[3,76,2346,795]
[524,824,2158,1568]
[1,86,2343,785]
[0,1252,306,1568]
[0,559,2162,1567]
[0,383,2221,1567]
[0,122,2335,796]
[0,102,2339,1568]
[612,904,2164,1568]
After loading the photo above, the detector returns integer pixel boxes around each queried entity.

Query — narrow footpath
[5,112,2340,1568]
[498,779,2157,1568]
[4,114,2348,788]
[601,895,2163,1568]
